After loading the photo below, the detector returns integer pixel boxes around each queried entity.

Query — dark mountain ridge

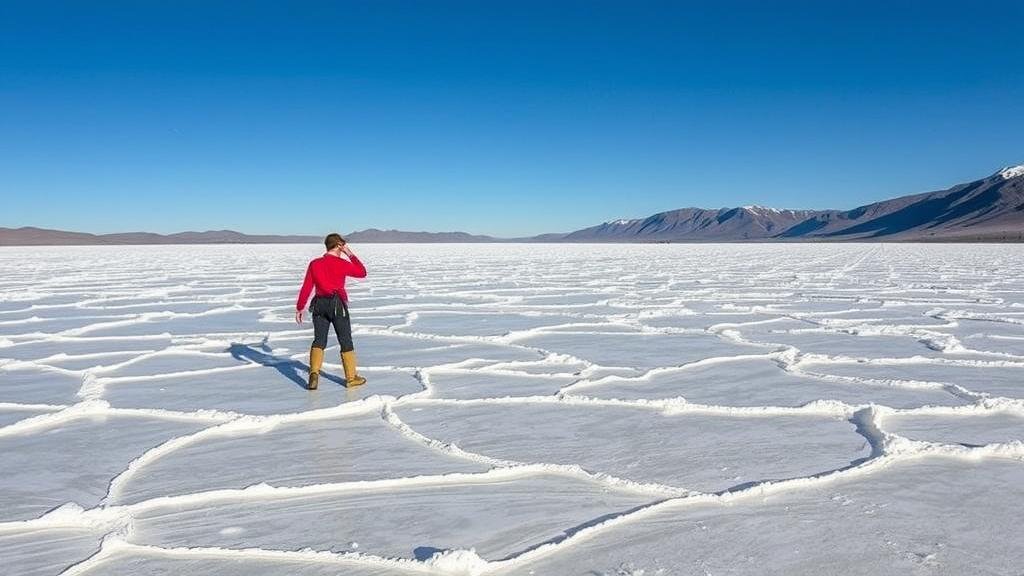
[560,206,823,242]
[777,166,1024,241]
[558,164,1024,243]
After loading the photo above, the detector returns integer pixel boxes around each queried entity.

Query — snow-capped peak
[998,164,1024,180]
[741,205,782,214]
[606,218,638,226]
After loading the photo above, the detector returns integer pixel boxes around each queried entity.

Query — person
[295,233,367,390]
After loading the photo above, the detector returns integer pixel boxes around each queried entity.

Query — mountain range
[3,164,1023,245]
[559,164,1024,242]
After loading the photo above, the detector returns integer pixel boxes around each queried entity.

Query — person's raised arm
[342,245,367,278]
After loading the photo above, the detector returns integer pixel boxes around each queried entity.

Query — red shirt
[296,253,367,310]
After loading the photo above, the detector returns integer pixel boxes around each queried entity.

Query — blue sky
[2,1,1022,237]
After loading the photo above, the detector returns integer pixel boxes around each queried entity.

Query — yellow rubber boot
[341,350,367,387]
[308,347,324,390]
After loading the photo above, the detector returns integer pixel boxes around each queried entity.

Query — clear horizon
[3,1,1023,236]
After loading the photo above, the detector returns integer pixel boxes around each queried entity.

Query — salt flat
[1,243,1023,576]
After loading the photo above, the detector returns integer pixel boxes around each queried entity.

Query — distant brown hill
[0,227,498,246]
[0,227,319,246]
[344,229,498,243]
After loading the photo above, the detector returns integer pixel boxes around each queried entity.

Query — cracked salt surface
[0,528,103,576]
[0,408,53,427]
[398,311,582,337]
[0,336,174,363]
[512,458,1024,576]
[130,473,652,562]
[576,356,966,408]
[112,409,487,505]
[512,331,767,369]
[394,401,871,492]
[2,243,1024,575]
[0,367,87,405]
[799,359,1024,399]
[420,369,574,400]
[884,411,1024,446]
[102,363,423,413]
[0,414,208,522]
[70,554,402,576]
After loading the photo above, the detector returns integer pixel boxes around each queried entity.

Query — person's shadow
[228,338,346,389]
[413,547,445,561]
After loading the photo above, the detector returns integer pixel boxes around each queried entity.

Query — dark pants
[310,294,354,352]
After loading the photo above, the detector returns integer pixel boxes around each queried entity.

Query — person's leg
[308,298,329,390]
[335,300,365,386]
[333,302,354,353]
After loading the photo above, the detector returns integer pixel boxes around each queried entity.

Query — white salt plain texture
[1,243,1023,576]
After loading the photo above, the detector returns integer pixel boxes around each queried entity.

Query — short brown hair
[324,233,345,251]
